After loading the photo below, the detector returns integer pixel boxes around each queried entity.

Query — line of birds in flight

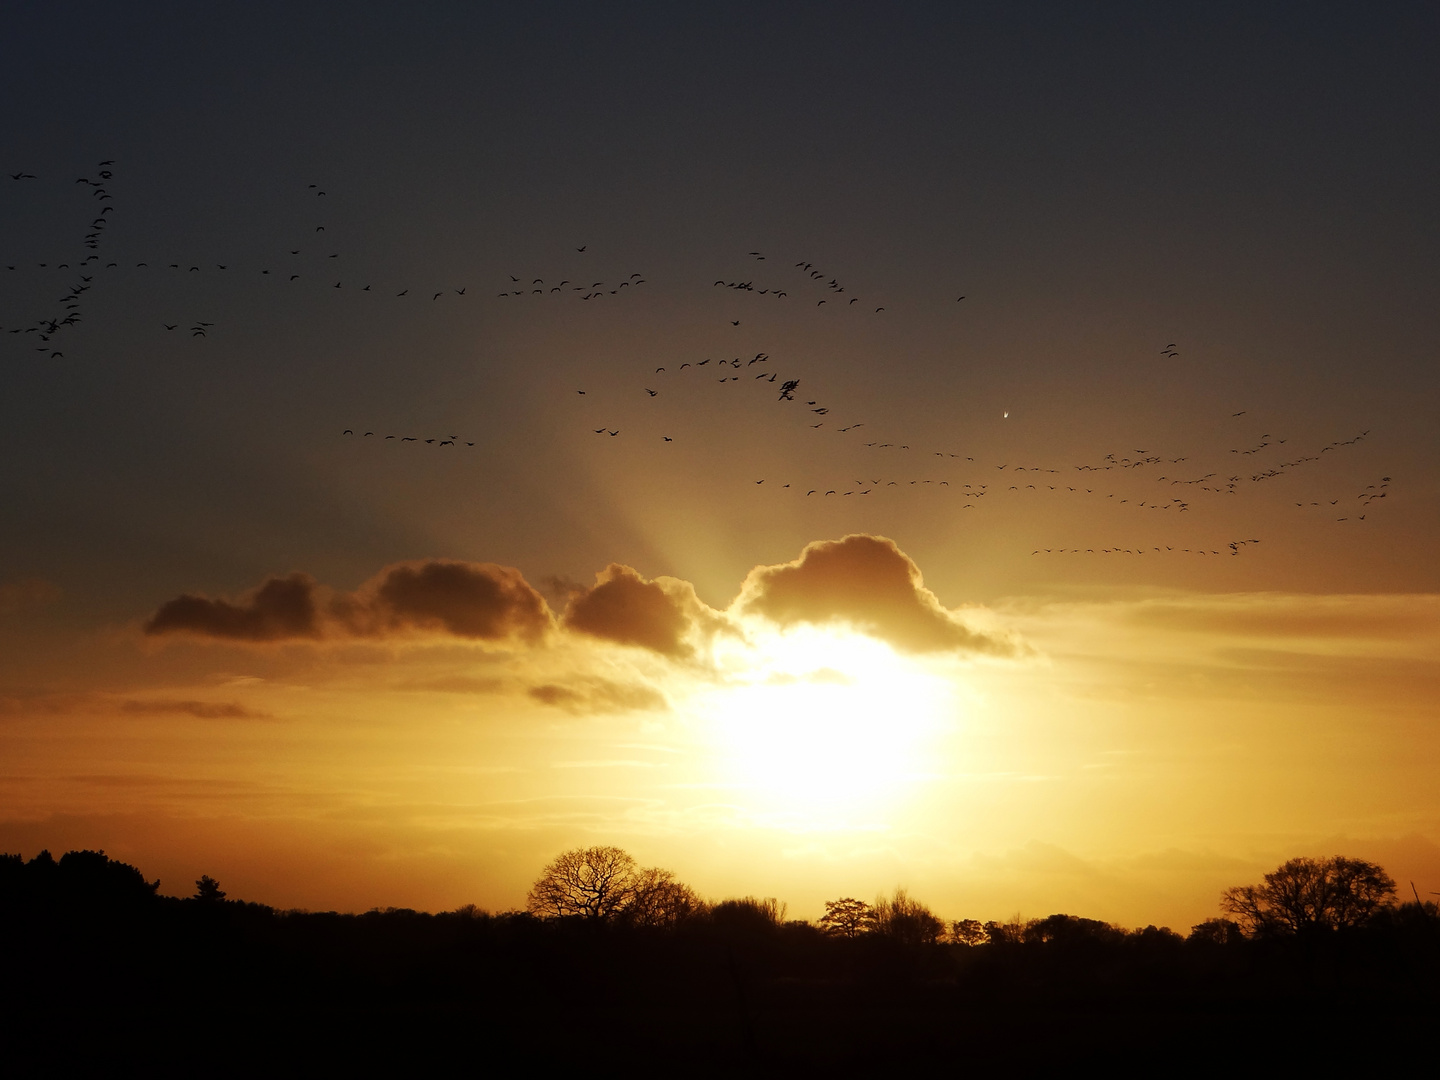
[9,168,1391,554]
[3,173,657,350]
[567,321,1386,535]
[2,161,118,358]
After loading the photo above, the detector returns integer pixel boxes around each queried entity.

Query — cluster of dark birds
[498,271,647,301]
[709,252,899,314]
[5,178,653,353]
[7,176,1394,563]
[582,349,855,440]
[1248,430,1370,483]
[1295,475,1390,521]
[788,256,885,312]
[570,249,1390,559]
[1031,540,1259,557]
[2,161,118,357]
[713,279,788,300]
[341,430,476,447]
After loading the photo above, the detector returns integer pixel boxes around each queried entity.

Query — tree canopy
[1220,855,1396,935]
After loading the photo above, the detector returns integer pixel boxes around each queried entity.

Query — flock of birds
[2,172,654,353]
[6,165,1393,563]
[2,161,118,357]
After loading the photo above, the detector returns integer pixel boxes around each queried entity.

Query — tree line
[4,845,1438,1069]
[524,845,1428,946]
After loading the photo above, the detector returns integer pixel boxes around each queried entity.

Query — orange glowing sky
[1,4,1437,930]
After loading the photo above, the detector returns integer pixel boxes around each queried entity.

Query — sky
[2,2,1437,929]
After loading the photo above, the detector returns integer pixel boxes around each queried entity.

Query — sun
[692,625,955,824]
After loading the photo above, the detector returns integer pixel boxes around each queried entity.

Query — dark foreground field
[5,852,1437,1073]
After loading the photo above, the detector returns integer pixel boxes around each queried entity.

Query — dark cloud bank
[143,536,1022,660]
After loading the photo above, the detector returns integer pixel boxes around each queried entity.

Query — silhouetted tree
[527,846,640,920]
[871,889,944,946]
[950,918,985,945]
[55,849,160,905]
[982,916,1026,945]
[1221,855,1396,935]
[194,875,226,902]
[818,897,873,938]
[1022,913,1125,946]
[1188,918,1245,945]
[624,867,704,928]
[711,896,786,933]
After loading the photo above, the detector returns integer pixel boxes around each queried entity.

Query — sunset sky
[2,3,1437,930]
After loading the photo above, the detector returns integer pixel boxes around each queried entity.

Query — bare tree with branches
[624,867,705,928]
[1221,855,1396,935]
[527,846,641,921]
[818,897,873,938]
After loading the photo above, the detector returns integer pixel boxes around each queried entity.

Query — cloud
[527,678,669,714]
[116,699,272,720]
[562,564,726,658]
[737,534,1024,657]
[145,561,553,646]
[140,541,1019,661]
[0,693,271,721]
[393,675,508,695]
[144,572,322,642]
[335,560,553,643]
[1125,594,1440,643]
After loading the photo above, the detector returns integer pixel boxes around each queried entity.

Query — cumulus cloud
[562,564,728,659]
[144,573,322,642]
[737,534,1024,657]
[140,540,1018,661]
[145,561,553,646]
[336,560,553,643]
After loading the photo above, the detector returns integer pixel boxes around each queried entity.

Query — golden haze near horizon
[1,5,1437,932]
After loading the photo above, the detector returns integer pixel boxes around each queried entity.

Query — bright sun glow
[692,625,955,824]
